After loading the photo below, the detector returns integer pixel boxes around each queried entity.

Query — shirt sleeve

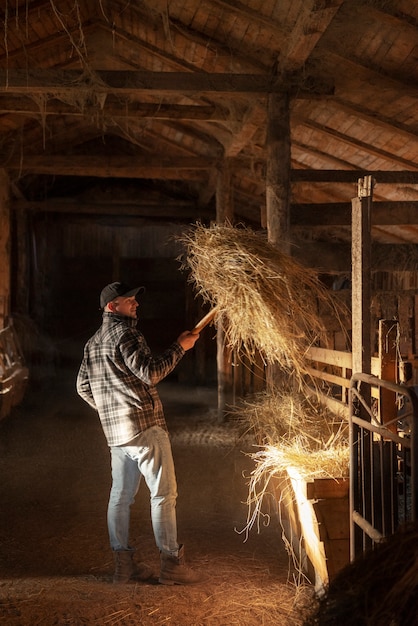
[120,328,185,386]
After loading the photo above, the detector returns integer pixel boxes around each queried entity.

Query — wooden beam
[100,11,268,74]
[0,70,290,95]
[210,0,287,34]
[293,241,418,273]
[0,69,333,97]
[0,96,227,121]
[12,199,208,219]
[97,22,211,74]
[0,18,96,62]
[291,201,418,226]
[3,155,216,178]
[291,170,418,183]
[330,97,418,147]
[211,0,344,73]
[224,103,266,158]
[300,119,418,171]
[324,50,418,101]
[278,0,344,71]
[292,140,356,171]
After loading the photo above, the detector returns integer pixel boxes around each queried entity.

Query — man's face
[112,295,139,319]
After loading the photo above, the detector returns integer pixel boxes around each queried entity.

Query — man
[76,281,201,585]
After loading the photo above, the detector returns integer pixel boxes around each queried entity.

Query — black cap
[100,282,145,309]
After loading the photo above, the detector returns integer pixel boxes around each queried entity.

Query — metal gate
[349,373,418,560]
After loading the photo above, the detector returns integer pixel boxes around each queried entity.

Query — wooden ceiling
[1,0,418,252]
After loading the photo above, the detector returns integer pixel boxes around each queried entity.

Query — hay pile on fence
[179,222,347,385]
[232,390,349,478]
[233,390,349,541]
[232,390,348,450]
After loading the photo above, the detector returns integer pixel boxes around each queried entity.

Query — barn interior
[1,1,418,624]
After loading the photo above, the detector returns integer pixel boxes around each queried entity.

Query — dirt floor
[0,367,309,625]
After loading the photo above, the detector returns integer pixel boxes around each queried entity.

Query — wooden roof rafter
[298,118,418,171]
[277,0,345,72]
[328,97,418,144]
[116,2,271,74]
[321,50,418,102]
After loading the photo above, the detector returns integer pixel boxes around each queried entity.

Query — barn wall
[321,273,418,382]
[12,215,217,386]
[0,170,10,328]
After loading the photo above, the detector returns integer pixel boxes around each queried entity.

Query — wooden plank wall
[0,170,10,329]
[322,285,418,382]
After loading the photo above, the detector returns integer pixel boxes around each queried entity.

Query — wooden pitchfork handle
[191,307,218,335]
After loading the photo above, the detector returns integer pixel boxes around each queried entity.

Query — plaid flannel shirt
[76,312,185,446]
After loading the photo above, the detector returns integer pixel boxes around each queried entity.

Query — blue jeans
[107,425,179,556]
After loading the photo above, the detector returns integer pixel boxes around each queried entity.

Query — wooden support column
[351,177,374,554]
[216,159,234,419]
[265,92,291,389]
[351,176,373,376]
[265,92,291,252]
[216,159,234,224]
[0,169,11,329]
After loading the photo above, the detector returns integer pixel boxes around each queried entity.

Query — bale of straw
[179,223,346,381]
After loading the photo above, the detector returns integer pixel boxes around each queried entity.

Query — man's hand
[177,330,200,351]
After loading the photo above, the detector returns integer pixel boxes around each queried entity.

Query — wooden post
[265,92,291,252]
[351,176,373,376]
[216,159,234,419]
[0,169,11,329]
[351,176,374,553]
[216,159,234,224]
[265,92,291,389]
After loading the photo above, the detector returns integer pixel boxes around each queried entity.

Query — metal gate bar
[349,373,418,561]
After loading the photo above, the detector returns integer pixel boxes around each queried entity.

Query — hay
[239,441,349,541]
[179,222,346,384]
[230,389,348,450]
[233,391,349,544]
[302,522,418,626]
[250,442,349,484]
[233,389,349,487]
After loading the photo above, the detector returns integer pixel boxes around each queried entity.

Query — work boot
[113,549,154,584]
[159,544,203,585]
